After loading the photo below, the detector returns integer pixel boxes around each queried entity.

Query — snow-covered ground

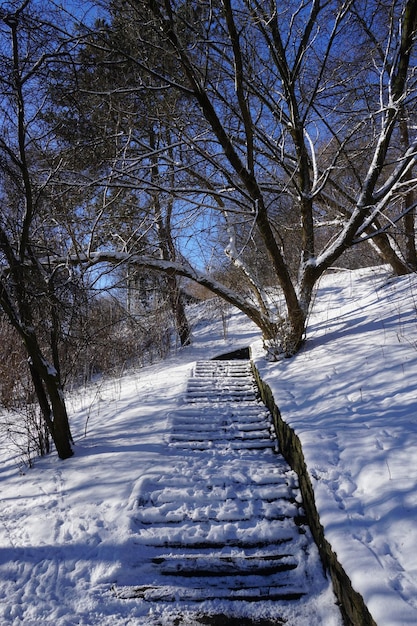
[0,266,416,625]
[254,267,417,626]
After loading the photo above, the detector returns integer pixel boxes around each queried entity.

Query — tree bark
[167,274,191,346]
[399,114,416,271]
[150,126,192,346]
[23,333,74,460]
[0,277,74,460]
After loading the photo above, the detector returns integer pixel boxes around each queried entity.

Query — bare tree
[0,2,75,458]
[37,0,417,359]
[94,0,415,356]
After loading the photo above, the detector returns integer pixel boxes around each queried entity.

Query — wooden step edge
[113,584,306,602]
[158,562,298,577]
[134,537,295,549]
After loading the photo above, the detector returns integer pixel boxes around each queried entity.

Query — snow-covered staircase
[116,359,338,623]
[170,360,276,451]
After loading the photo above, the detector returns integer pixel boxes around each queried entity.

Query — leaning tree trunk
[0,277,74,459]
[372,230,411,275]
[24,334,74,460]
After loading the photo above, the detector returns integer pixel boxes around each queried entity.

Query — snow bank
[254,267,417,625]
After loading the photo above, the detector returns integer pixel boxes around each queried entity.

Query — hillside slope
[0,266,416,624]
[254,267,417,625]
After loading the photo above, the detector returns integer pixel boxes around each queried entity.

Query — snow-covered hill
[1,266,417,625]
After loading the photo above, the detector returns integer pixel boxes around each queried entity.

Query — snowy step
[186,378,255,388]
[132,520,301,548]
[169,439,275,451]
[149,554,304,584]
[170,429,272,441]
[153,552,297,575]
[185,390,256,398]
[187,379,254,388]
[134,507,297,525]
[171,420,271,432]
[193,371,253,380]
[153,546,295,562]
[173,402,267,411]
[139,483,300,507]
[170,422,272,436]
[185,392,257,403]
[155,558,298,578]
[193,360,252,377]
[134,519,303,548]
[136,496,301,520]
[170,415,274,440]
[115,584,305,602]
[150,543,298,561]
[189,378,254,387]
[171,406,271,423]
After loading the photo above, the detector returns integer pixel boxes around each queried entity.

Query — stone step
[153,552,296,570]
[185,393,257,403]
[171,406,270,420]
[193,361,252,375]
[186,381,254,387]
[171,420,271,433]
[170,429,272,441]
[134,521,302,548]
[140,485,299,507]
[115,583,306,602]
[155,555,298,577]
[169,439,276,451]
[151,544,298,561]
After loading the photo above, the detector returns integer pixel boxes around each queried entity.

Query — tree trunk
[255,208,307,356]
[404,209,416,271]
[47,382,74,460]
[25,335,74,460]
[167,275,191,346]
[371,231,411,275]
[399,114,417,271]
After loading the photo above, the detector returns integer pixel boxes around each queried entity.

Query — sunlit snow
[1,266,417,625]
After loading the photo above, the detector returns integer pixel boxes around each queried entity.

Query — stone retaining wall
[252,363,377,626]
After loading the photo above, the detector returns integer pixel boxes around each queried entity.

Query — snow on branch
[61,251,277,336]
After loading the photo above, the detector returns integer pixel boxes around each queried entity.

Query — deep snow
[253,267,417,626]
[0,266,417,625]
